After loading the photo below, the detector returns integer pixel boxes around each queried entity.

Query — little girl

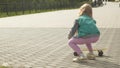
[68,3,100,62]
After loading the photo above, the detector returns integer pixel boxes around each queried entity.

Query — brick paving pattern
[0,28,119,68]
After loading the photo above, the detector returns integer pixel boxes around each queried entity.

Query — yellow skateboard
[73,48,106,57]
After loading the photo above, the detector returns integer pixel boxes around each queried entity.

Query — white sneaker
[73,56,86,62]
[87,53,96,60]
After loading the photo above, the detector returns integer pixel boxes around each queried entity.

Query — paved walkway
[0,2,120,68]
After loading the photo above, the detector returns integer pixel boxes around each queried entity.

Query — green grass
[0,8,75,18]
[0,9,62,18]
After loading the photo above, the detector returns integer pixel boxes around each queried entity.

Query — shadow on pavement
[78,59,120,68]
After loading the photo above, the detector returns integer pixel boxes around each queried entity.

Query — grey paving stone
[0,28,119,68]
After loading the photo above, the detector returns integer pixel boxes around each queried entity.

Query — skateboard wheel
[98,50,103,56]
[73,52,79,56]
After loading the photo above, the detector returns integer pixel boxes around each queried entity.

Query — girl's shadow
[77,56,120,68]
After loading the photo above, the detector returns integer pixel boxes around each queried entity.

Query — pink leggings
[68,36,99,55]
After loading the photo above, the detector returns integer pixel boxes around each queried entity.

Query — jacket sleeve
[68,19,79,39]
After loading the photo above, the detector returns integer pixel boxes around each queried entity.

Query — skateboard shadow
[78,58,120,68]
[95,55,110,57]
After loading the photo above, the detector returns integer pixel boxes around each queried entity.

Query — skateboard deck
[73,48,107,57]
[81,48,106,51]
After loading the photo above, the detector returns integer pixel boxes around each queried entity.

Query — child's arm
[68,20,79,39]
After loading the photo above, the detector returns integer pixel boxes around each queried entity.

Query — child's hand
[68,36,70,39]
[68,35,72,39]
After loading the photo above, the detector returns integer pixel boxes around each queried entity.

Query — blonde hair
[79,3,92,18]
